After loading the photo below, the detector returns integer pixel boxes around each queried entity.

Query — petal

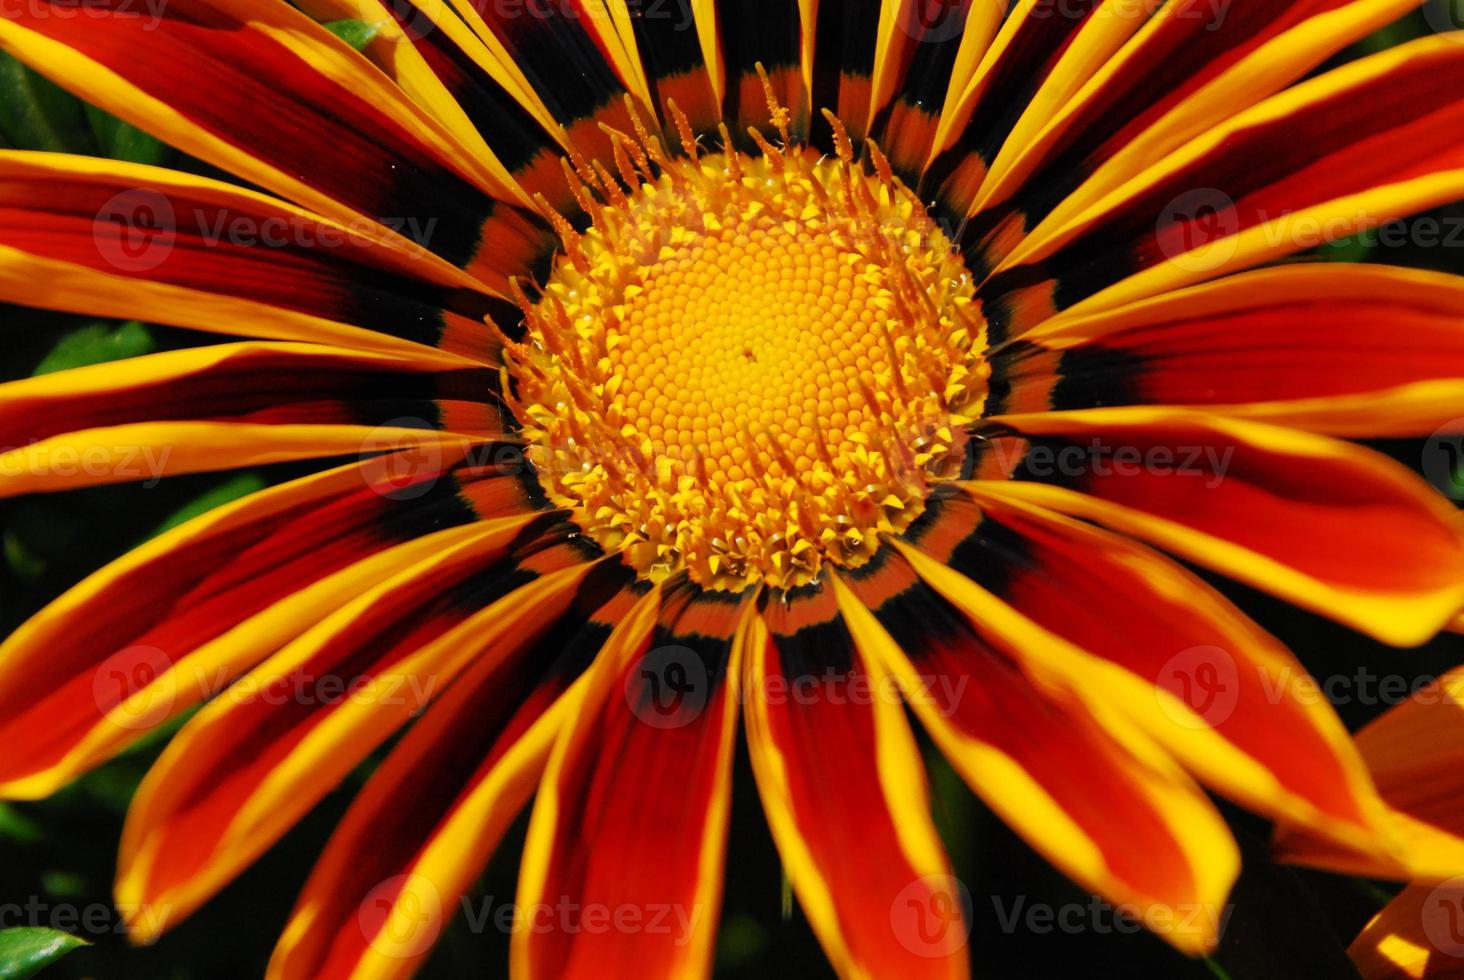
[972,408,1464,645]
[449,0,660,165]
[985,35,1464,335]
[0,341,503,451]
[0,153,512,359]
[941,0,1417,251]
[266,568,643,980]
[1277,668,1464,882]
[864,0,999,177]
[0,453,525,798]
[746,581,967,979]
[906,487,1396,857]
[1350,885,1464,980]
[992,264,1464,436]
[837,546,1236,954]
[0,0,547,276]
[513,579,751,980]
[116,522,598,940]
[707,0,812,144]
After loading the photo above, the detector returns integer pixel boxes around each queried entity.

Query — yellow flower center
[505,108,987,589]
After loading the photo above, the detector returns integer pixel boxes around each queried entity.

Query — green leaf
[323,19,384,51]
[0,928,87,980]
[83,104,171,166]
[1318,235,1373,264]
[32,321,155,377]
[0,53,94,154]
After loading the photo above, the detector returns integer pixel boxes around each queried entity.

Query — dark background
[3,7,1464,978]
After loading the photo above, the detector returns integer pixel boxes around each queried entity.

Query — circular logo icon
[890,874,973,958]
[898,0,969,43]
[92,645,175,730]
[359,418,445,500]
[359,873,443,960]
[624,645,709,729]
[1423,421,1464,500]
[94,188,176,273]
[1423,0,1464,38]
[1422,877,1464,959]
[1156,645,1240,729]
[1155,188,1240,272]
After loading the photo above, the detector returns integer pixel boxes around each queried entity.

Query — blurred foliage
[1,8,1463,980]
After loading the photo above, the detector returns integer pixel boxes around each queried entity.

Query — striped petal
[838,546,1236,954]
[1277,668,1464,882]
[708,0,811,144]
[983,35,1464,337]
[618,0,722,138]
[1350,884,1464,980]
[746,581,967,980]
[0,341,498,433]
[0,0,549,278]
[116,521,598,939]
[267,570,644,980]
[0,450,551,798]
[513,578,751,980]
[863,0,998,178]
[972,409,1464,645]
[992,264,1464,436]
[903,488,1395,857]
[450,0,658,166]
[942,0,1417,251]
[0,153,515,359]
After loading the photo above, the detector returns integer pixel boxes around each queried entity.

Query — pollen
[503,100,988,589]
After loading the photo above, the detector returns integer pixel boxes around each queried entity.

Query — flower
[1,0,1464,977]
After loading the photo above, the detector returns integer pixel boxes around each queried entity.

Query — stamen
[507,110,987,589]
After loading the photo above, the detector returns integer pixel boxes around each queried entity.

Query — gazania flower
[4,0,1464,975]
